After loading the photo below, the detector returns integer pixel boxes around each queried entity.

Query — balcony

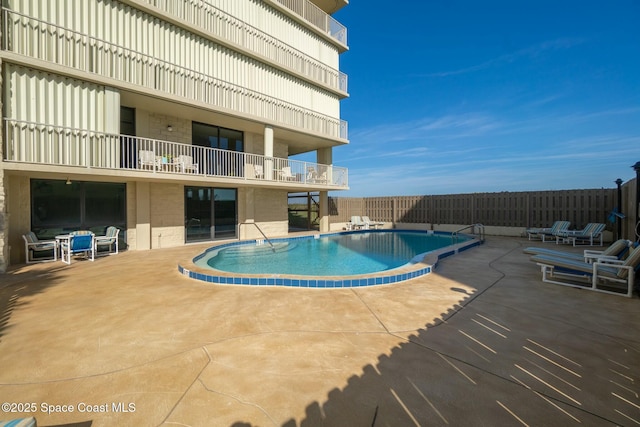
[267,0,347,48]
[1,8,348,141]
[130,1,348,93]
[2,119,348,189]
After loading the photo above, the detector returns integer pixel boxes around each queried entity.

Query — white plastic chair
[22,231,57,263]
[174,155,199,173]
[95,226,120,255]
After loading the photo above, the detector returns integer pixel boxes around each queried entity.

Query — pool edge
[178,230,483,288]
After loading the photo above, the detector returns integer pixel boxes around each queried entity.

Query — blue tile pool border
[178,229,482,288]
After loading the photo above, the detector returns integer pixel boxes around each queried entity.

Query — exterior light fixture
[167,125,173,132]
[66,178,72,185]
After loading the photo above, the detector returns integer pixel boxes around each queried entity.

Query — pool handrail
[452,224,485,243]
[239,222,275,251]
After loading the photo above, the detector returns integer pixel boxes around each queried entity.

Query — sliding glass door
[185,186,237,242]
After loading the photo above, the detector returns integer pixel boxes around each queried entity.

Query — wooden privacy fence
[329,188,619,230]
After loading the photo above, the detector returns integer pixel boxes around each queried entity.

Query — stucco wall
[239,187,288,239]
[150,182,185,249]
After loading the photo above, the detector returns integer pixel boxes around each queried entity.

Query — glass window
[185,187,237,242]
[192,122,243,152]
[31,179,126,240]
[32,180,81,229]
[85,182,126,225]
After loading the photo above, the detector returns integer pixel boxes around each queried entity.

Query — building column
[264,125,274,180]
[136,181,151,250]
[317,148,332,232]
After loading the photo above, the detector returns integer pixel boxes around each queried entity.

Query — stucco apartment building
[0,0,350,271]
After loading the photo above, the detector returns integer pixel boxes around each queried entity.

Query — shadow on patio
[235,238,639,426]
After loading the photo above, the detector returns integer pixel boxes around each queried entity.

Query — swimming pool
[179,230,482,288]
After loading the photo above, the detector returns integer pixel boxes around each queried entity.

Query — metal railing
[452,224,485,243]
[268,0,347,46]
[1,8,348,140]
[2,119,349,188]
[239,222,275,251]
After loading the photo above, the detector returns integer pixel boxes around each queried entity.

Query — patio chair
[555,222,606,246]
[362,216,384,229]
[139,150,160,170]
[95,226,120,255]
[22,231,57,263]
[315,171,328,184]
[0,417,37,427]
[306,168,328,184]
[530,245,640,297]
[254,164,264,179]
[349,216,367,230]
[60,232,95,264]
[523,239,632,263]
[526,220,571,242]
[174,155,199,173]
[279,167,297,181]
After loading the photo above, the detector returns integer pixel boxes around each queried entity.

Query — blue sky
[313,0,640,197]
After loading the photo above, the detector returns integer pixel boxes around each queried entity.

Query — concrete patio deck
[0,237,638,426]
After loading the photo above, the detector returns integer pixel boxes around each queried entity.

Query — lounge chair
[349,216,367,230]
[362,216,384,229]
[523,239,632,263]
[530,246,640,297]
[60,231,95,264]
[526,220,571,242]
[95,226,120,255]
[22,231,57,263]
[0,417,37,427]
[555,222,605,246]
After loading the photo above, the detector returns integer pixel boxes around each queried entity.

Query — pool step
[220,242,292,258]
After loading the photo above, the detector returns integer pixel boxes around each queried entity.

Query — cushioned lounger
[523,239,631,263]
[526,220,571,242]
[530,246,640,297]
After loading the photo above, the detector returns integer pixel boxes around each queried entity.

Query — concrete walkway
[0,237,638,426]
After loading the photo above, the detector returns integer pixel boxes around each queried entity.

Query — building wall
[239,187,288,240]
[150,182,185,248]
[8,0,340,120]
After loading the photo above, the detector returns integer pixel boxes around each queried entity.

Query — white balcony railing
[137,0,348,93]
[2,119,348,188]
[1,8,348,140]
[269,0,347,46]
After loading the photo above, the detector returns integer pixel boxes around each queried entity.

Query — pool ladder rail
[451,223,485,243]
[239,222,276,251]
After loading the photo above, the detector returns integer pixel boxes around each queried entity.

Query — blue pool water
[195,230,469,276]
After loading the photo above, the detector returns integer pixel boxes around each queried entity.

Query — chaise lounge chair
[526,220,571,242]
[523,239,632,263]
[554,222,606,246]
[530,245,640,297]
[349,216,367,230]
[362,216,384,229]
